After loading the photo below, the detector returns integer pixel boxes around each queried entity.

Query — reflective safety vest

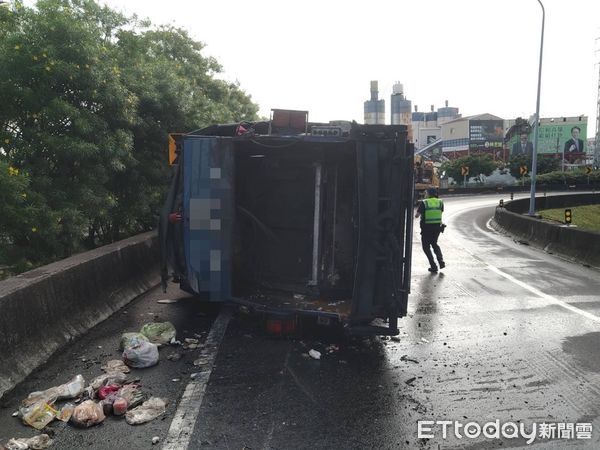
[423,198,443,224]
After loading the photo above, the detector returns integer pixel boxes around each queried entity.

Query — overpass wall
[0,232,158,399]
[493,194,600,269]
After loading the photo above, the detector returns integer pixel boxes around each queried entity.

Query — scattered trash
[97,385,121,400]
[11,411,18,417]
[112,397,128,416]
[391,336,401,342]
[5,434,53,450]
[23,374,85,408]
[325,345,339,353]
[152,436,161,445]
[171,378,180,383]
[400,355,419,364]
[90,372,127,390]
[170,337,182,346]
[125,397,167,425]
[56,403,75,422]
[420,338,429,343]
[70,400,105,428]
[100,398,115,416]
[193,358,207,366]
[117,385,144,409]
[157,299,179,304]
[119,333,149,351]
[167,353,182,362]
[122,338,159,369]
[308,349,321,360]
[101,360,130,374]
[293,294,305,300]
[21,402,57,430]
[405,377,417,386]
[140,322,176,346]
[182,337,200,350]
[190,373,200,380]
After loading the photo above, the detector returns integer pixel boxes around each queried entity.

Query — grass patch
[539,204,600,232]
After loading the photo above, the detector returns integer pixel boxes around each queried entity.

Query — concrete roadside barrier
[0,232,159,399]
[493,194,600,268]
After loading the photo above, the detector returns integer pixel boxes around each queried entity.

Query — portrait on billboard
[563,126,584,153]
[511,132,533,158]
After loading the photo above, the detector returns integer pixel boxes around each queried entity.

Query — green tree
[507,155,560,179]
[0,0,259,271]
[440,154,499,185]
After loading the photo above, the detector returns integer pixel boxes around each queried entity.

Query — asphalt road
[1,193,599,449]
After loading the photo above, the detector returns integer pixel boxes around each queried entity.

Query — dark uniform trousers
[421,223,444,269]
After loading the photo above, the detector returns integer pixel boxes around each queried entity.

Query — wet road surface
[1,193,599,449]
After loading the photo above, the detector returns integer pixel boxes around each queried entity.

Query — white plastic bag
[6,434,53,450]
[125,397,167,425]
[23,374,85,407]
[123,338,159,368]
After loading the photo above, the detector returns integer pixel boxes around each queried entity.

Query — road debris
[167,352,182,362]
[117,384,144,410]
[20,402,57,430]
[400,355,420,364]
[391,336,401,342]
[119,332,149,351]
[56,403,75,422]
[125,397,167,425]
[122,338,159,368]
[5,434,53,450]
[420,337,429,343]
[405,377,417,386]
[308,349,321,360]
[101,359,130,374]
[112,397,128,416]
[140,322,177,346]
[70,400,105,428]
[152,436,161,445]
[90,372,127,390]
[157,299,179,304]
[23,374,85,407]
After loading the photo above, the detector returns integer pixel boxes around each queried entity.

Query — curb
[0,232,159,399]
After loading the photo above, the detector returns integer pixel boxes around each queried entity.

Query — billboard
[508,119,587,162]
[469,120,504,154]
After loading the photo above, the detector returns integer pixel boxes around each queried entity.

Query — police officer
[415,187,445,273]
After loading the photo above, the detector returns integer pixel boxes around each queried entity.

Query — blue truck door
[182,136,234,300]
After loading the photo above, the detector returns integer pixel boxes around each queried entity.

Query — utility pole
[594,38,600,168]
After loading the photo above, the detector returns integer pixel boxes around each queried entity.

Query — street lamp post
[528,0,545,216]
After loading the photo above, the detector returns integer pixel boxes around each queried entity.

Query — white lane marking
[447,204,600,325]
[162,309,232,450]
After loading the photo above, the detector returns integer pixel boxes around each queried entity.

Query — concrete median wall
[0,232,159,399]
[493,194,600,268]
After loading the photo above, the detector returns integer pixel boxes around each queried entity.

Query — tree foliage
[0,0,258,275]
[506,154,560,179]
[440,154,500,185]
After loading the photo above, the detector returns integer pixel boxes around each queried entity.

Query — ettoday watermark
[418,420,593,445]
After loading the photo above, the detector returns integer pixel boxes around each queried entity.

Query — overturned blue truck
[160,110,414,335]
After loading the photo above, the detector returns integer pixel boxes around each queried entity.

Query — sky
[100,0,600,137]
